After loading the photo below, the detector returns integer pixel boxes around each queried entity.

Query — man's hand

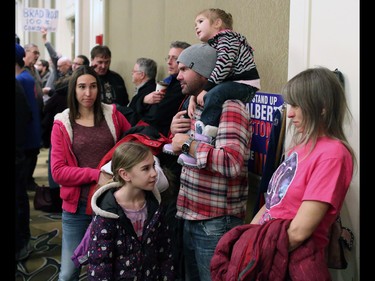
[41,27,48,43]
[98,171,113,186]
[171,133,191,153]
[170,110,191,135]
[143,90,166,104]
[42,87,51,95]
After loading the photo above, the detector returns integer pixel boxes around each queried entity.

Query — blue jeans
[58,202,91,281]
[183,215,244,281]
[201,82,256,127]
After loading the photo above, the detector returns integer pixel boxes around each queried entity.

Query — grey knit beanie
[177,43,217,78]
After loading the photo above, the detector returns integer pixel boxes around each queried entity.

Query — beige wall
[104,0,290,99]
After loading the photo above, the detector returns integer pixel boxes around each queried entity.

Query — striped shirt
[205,29,260,91]
[176,100,251,220]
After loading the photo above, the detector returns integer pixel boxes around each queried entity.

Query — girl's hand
[197,90,207,106]
[188,96,197,118]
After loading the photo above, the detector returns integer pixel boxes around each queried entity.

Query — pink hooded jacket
[50,103,131,214]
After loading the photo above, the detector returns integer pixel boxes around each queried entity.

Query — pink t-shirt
[260,136,353,248]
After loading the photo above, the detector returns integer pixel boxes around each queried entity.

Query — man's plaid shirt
[176,100,252,220]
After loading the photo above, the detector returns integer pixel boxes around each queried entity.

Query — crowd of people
[15,7,355,281]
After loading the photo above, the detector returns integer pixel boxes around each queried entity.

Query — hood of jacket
[91,181,161,219]
[54,103,118,143]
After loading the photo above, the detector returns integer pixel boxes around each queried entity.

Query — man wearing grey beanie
[177,43,217,79]
[163,43,252,281]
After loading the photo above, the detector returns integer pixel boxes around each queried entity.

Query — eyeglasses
[132,70,143,74]
[165,56,178,62]
[27,50,40,55]
[73,62,83,66]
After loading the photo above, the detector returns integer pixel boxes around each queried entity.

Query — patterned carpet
[15,148,88,281]
[15,208,62,281]
[15,193,88,281]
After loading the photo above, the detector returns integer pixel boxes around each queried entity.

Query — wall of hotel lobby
[16,0,360,280]
[16,0,290,94]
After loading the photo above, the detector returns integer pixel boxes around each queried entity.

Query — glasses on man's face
[132,70,143,74]
[73,62,83,66]
[28,50,40,55]
[165,56,178,62]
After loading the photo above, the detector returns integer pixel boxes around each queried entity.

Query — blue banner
[246,92,284,175]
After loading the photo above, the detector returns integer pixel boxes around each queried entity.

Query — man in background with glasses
[118,57,158,126]
[131,41,191,137]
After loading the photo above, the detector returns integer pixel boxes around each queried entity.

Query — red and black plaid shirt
[177,100,252,220]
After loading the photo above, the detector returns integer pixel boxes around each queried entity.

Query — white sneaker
[195,120,205,135]
[194,121,218,144]
[203,125,218,138]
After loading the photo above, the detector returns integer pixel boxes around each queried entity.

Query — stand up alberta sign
[246,92,284,175]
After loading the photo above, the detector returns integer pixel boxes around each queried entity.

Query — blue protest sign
[247,92,284,175]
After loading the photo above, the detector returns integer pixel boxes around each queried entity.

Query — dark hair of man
[77,54,90,66]
[170,41,191,50]
[90,45,111,59]
[40,59,50,70]
[67,65,104,125]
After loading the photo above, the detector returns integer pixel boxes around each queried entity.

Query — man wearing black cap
[166,43,252,281]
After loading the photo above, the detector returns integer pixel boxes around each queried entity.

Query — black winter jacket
[88,182,175,280]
